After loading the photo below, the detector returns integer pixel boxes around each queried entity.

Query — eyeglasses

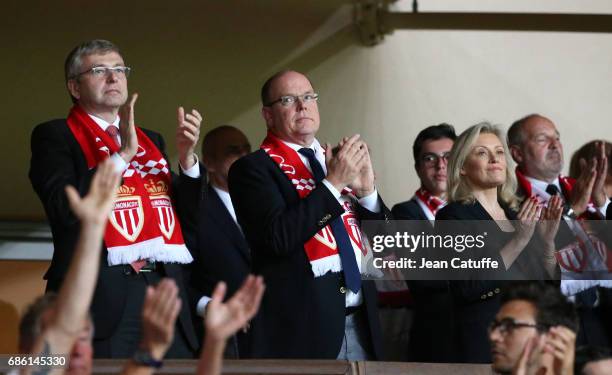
[420,152,450,167]
[72,66,131,79]
[488,318,547,336]
[266,93,319,107]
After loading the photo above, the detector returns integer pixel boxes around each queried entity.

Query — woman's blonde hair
[447,122,519,209]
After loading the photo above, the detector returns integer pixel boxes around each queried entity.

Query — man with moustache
[228,70,389,360]
[29,39,202,358]
[508,114,612,347]
[186,125,253,358]
[391,123,457,362]
[489,282,578,375]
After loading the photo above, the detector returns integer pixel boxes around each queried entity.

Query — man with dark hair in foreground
[489,282,578,375]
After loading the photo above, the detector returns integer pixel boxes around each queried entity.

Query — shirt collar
[281,138,323,155]
[525,176,561,192]
[88,113,120,131]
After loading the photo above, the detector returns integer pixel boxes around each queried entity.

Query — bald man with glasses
[228,70,390,360]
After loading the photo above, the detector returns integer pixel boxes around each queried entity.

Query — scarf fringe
[107,237,193,266]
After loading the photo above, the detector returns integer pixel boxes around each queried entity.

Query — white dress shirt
[88,113,200,178]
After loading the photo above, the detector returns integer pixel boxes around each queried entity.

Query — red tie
[106,125,120,147]
[106,125,147,273]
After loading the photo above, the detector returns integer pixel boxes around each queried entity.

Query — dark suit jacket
[392,198,457,362]
[29,119,199,351]
[184,184,251,356]
[228,149,388,359]
[392,198,429,221]
[435,200,551,363]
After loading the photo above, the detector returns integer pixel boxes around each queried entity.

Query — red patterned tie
[105,125,120,147]
[106,125,147,273]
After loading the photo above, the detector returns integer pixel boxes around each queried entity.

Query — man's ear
[509,145,523,164]
[67,79,81,101]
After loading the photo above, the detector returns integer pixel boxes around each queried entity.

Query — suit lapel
[205,184,251,262]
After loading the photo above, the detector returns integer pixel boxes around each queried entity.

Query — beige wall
[2,0,612,219]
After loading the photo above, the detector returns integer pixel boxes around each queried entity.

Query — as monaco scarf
[66,105,193,266]
[515,168,611,276]
[414,188,446,220]
[261,132,369,278]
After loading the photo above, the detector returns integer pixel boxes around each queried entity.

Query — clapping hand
[118,93,139,162]
[176,106,202,170]
[139,278,182,361]
[205,275,265,342]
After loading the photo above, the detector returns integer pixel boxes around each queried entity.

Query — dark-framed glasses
[420,152,450,167]
[488,318,547,336]
[72,66,131,79]
[266,93,319,107]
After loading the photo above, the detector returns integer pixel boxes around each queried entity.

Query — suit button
[487,291,494,297]
[481,294,487,300]
[494,288,500,294]
[340,286,347,294]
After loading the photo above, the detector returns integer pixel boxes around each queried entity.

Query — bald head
[202,125,251,191]
[508,114,563,182]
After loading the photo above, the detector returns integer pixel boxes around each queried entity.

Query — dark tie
[298,148,361,293]
[546,184,560,196]
[106,125,120,147]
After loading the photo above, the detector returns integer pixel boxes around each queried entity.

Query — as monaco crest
[314,226,337,249]
[109,185,144,242]
[145,180,175,240]
[343,213,366,255]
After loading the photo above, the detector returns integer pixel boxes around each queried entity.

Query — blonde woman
[435,122,562,363]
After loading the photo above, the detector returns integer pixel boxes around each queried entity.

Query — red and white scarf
[66,105,193,266]
[261,132,370,277]
[414,188,446,220]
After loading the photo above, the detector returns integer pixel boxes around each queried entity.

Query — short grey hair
[64,40,122,103]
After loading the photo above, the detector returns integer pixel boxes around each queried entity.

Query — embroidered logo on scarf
[66,105,192,266]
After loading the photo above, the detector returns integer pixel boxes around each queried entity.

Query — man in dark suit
[228,70,390,360]
[391,124,457,362]
[185,125,252,358]
[29,39,202,359]
[508,113,612,347]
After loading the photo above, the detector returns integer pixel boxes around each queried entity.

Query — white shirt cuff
[322,179,342,198]
[358,188,380,213]
[180,154,201,178]
[597,199,610,218]
[110,153,129,173]
[196,295,211,317]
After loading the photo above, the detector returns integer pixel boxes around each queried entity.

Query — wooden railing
[91,359,495,374]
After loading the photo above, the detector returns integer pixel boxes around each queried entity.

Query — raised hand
[348,141,375,198]
[514,197,541,246]
[545,326,576,375]
[65,158,120,226]
[538,195,564,247]
[176,106,202,169]
[325,134,367,193]
[513,335,547,375]
[570,157,597,216]
[118,93,139,162]
[140,278,182,361]
[205,275,265,342]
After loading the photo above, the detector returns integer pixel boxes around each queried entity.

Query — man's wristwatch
[132,349,163,368]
